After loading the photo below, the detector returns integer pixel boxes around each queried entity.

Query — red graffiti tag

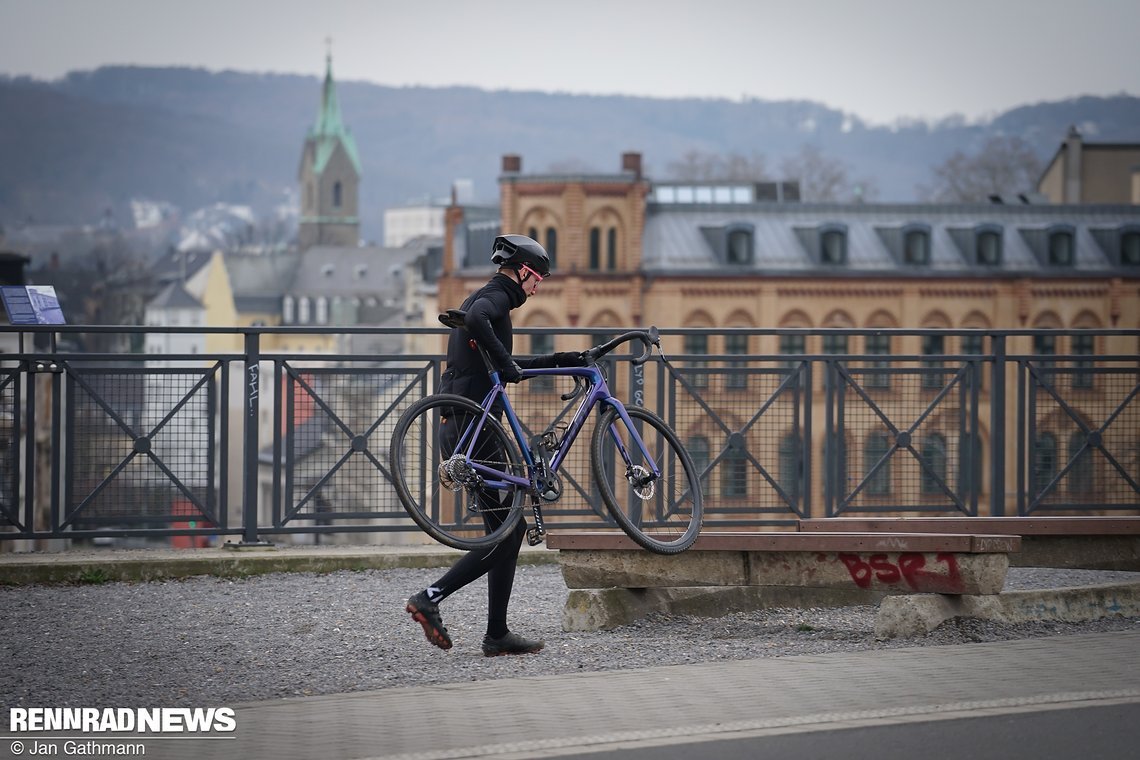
[837,552,964,593]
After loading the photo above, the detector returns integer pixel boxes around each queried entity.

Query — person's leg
[484,516,525,639]
[407,412,519,649]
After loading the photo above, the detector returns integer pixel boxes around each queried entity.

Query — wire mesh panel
[274,363,429,525]
[64,364,220,529]
[0,369,20,528]
[668,358,808,524]
[830,360,980,516]
[1023,361,1140,512]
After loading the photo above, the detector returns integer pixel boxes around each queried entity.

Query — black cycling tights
[429,413,527,639]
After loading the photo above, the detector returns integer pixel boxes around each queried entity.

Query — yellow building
[440,152,1140,519]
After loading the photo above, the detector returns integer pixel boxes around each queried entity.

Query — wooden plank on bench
[797,517,1140,536]
[547,530,1019,553]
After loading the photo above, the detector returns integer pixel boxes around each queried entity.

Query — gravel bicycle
[389,309,703,555]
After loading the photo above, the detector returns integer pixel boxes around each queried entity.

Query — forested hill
[2,66,1139,241]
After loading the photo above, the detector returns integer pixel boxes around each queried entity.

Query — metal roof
[642,202,1140,275]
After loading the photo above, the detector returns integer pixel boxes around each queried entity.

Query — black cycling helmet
[490,234,551,277]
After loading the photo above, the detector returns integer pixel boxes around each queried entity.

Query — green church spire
[308,50,362,176]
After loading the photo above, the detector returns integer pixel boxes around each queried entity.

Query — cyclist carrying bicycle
[405,234,585,655]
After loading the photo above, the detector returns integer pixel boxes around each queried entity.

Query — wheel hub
[627,465,655,500]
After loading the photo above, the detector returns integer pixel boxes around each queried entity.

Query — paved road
[2,630,1136,760]
[554,701,1140,760]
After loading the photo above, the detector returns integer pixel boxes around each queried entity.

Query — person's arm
[462,291,516,374]
[517,352,586,369]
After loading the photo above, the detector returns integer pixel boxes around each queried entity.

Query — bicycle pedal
[526,527,545,546]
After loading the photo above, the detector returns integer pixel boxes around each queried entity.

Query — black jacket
[440,272,555,403]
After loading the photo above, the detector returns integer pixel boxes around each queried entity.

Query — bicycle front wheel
[390,393,526,551]
[591,405,703,554]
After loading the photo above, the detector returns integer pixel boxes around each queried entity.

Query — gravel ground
[2,565,1138,709]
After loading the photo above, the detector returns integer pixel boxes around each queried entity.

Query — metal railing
[1,325,1137,544]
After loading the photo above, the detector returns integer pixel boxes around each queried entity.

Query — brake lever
[631,330,656,366]
[560,375,584,401]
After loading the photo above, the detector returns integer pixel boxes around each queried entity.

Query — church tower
[298,52,361,249]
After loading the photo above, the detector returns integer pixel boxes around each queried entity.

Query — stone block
[562,585,884,631]
[874,580,1140,638]
[559,549,747,589]
[745,551,1009,595]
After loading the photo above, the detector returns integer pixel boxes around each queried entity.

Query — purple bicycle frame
[455,364,660,494]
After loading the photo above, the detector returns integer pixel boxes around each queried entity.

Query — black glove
[500,361,524,383]
[552,351,587,368]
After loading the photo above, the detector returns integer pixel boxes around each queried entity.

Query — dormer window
[1121,226,1140,266]
[975,225,1003,266]
[726,225,754,265]
[333,181,343,208]
[1046,225,1075,266]
[902,224,931,265]
[820,224,847,265]
[700,222,754,265]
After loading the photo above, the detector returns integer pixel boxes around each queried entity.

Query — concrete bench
[797,517,1140,571]
[547,530,1018,633]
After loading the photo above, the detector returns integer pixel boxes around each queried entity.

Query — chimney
[502,154,521,174]
[621,152,642,179]
[1063,126,1082,203]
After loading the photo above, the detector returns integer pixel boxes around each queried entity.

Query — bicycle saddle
[438,309,467,329]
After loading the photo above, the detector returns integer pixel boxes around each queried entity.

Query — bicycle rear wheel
[390,393,526,551]
[591,405,703,554]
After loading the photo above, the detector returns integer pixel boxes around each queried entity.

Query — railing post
[990,334,1006,517]
[234,331,271,547]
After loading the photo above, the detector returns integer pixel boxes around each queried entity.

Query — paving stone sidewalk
[6,629,1125,760]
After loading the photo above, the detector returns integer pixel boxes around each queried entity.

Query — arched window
[865,433,891,495]
[1068,431,1094,494]
[530,333,554,392]
[921,434,947,495]
[1072,331,1095,389]
[588,227,601,271]
[684,332,709,388]
[722,444,748,498]
[778,432,801,499]
[1034,432,1057,492]
[724,333,749,390]
[688,436,711,493]
[545,227,558,269]
[922,333,945,389]
[298,297,311,324]
[333,181,343,208]
[316,296,329,325]
[282,295,295,324]
[606,227,618,270]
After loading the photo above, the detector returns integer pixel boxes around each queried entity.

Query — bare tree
[780,145,879,202]
[665,150,768,181]
[919,135,1043,202]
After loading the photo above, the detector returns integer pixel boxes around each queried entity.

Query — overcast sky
[2,0,1137,125]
